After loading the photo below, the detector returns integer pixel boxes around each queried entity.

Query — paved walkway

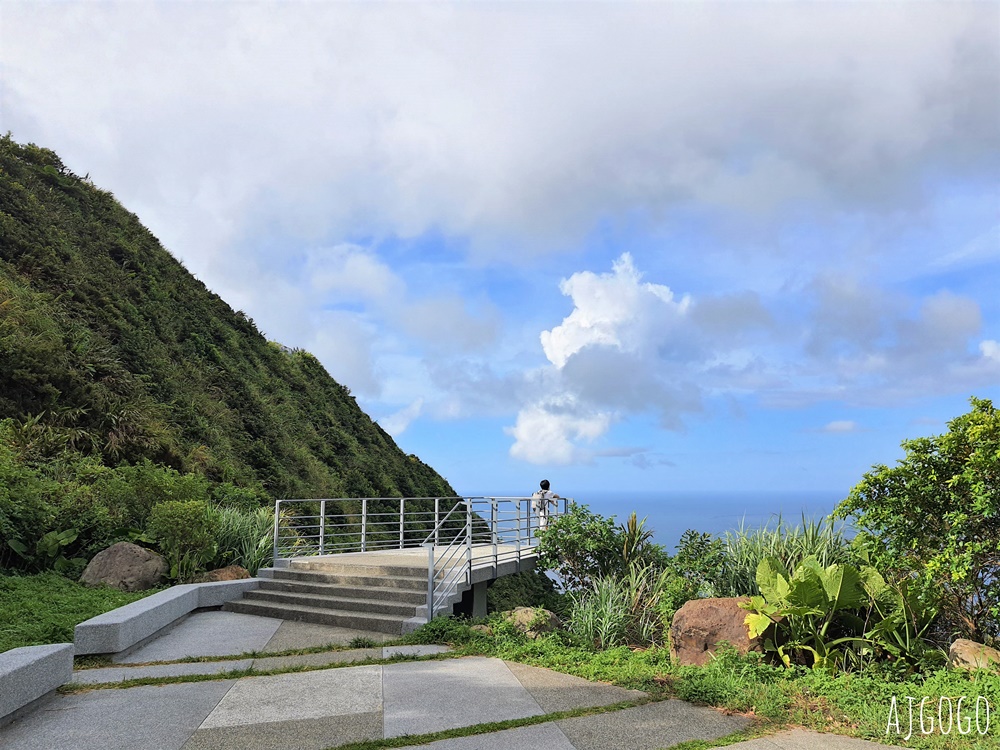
[0,611,892,750]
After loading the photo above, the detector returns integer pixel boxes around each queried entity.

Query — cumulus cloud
[3,3,998,470]
[507,255,1000,465]
[512,254,707,463]
[506,401,611,466]
[540,253,690,367]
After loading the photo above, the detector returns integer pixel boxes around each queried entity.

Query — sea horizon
[464,488,849,550]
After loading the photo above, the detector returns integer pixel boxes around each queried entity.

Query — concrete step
[269,568,428,591]
[258,578,428,605]
[224,599,410,635]
[289,560,429,577]
[243,589,419,617]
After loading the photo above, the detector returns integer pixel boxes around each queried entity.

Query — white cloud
[308,313,381,397]
[981,340,1000,362]
[505,256,1000,464]
[821,421,860,434]
[540,253,690,367]
[305,244,405,304]
[505,402,611,466]
[379,398,424,437]
[2,3,996,275]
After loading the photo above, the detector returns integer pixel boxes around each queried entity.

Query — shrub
[712,514,853,598]
[569,564,677,649]
[835,397,1000,646]
[147,500,217,582]
[486,570,569,615]
[207,506,274,575]
[536,503,620,590]
[537,505,669,591]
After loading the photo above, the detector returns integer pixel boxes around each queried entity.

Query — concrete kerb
[0,580,262,729]
[74,579,260,655]
[0,644,74,727]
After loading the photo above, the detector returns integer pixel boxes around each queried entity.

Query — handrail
[271,495,569,621]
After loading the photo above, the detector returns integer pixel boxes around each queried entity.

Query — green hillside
[0,135,452,502]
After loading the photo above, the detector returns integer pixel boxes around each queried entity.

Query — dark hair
[540,479,550,490]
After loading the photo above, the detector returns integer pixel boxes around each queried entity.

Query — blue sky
[2,2,998,497]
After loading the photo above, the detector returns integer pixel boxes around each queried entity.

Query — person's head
[540,479,550,491]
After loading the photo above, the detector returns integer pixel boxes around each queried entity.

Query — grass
[714,514,853,598]
[402,617,1000,749]
[0,571,157,653]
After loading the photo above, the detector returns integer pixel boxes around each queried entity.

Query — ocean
[470,489,849,550]
[571,490,849,549]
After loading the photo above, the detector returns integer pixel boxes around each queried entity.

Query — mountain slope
[0,135,452,499]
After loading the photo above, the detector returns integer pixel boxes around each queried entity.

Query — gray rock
[670,596,766,666]
[949,638,1000,673]
[503,607,561,638]
[80,542,168,592]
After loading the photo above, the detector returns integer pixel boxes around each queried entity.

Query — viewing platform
[225,496,568,633]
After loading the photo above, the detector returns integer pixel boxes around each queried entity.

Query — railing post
[434,497,440,546]
[465,499,473,581]
[425,542,435,622]
[527,495,534,542]
[399,497,405,549]
[491,497,498,576]
[515,498,522,560]
[361,498,368,552]
[319,500,326,556]
[273,498,281,565]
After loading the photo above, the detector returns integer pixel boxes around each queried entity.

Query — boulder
[80,542,168,592]
[949,639,1000,673]
[193,565,250,583]
[670,596,766,666]
[503,607,561,638]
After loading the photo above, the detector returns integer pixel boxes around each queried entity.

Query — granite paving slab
[115,611,282,663]
[199,665,382,729]
[394,722,577,750]
[182,712,383,750]
[725,728,894,749]
[251,649,381,671]
[382,657,544,738]
[0,680,235,750]
[504,660,646,713]
[555,699,751,750]
[263,620,395,652]
[71,659,254,684]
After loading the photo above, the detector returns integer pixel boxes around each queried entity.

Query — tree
[835,397,1000,645]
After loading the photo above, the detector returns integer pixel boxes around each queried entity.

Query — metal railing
[272,495,568,620]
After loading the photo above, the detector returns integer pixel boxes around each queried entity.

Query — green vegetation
[147,500,218,582]
[0,135,453,578]
[0,572,154,652]
[836,396,1000,646]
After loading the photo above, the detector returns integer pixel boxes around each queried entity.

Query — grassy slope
[0,136,452,499]
[0,572,154,652]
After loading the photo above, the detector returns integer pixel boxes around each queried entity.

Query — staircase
[224,558,459,635]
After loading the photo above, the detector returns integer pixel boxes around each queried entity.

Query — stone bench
[74,579,260,655]
[0,644,74,726]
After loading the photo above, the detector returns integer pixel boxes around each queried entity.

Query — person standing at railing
[531,479,560,533]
